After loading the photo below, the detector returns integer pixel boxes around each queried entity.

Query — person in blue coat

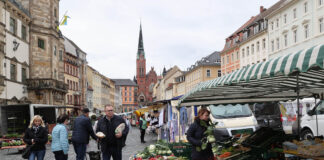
[51,114,69,160]
[72,108,98,160]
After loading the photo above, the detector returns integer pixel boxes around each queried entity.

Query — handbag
[22,144,34,159]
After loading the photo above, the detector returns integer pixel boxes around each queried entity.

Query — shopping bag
[22,145,33,159]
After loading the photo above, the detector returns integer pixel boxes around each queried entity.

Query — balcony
[27,78,68,93]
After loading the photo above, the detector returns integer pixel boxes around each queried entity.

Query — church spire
[137,23,145,59]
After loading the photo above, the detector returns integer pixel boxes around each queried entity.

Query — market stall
[176,43,324,159]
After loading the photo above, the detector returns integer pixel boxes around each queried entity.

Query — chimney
[260,6,265,13]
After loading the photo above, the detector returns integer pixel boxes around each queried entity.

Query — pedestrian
[96,105,129,160]
[51,114,69,160]
[71,108,98,160]
[186,108,214,160]
[93,115,103,131]
[139,114,147,143]
[23,115,48,160]
[122,116,130,147]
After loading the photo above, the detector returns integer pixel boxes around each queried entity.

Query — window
[10,17,16,34]
[54,69,57,79]
[256,41,260,52]
[247,47,249,56]
[59,50,63,61]
[206,69,211,77]
[129,98,132,101]
[304,24,309,39]
[54,8,57,18]
[251,44,254,54]
[271,40,274,52]
[125,92,127,96]
[222,57,225,65]
[319,18,323,33]
[284,34,288,47]
[226,55,229,64]
[10,64,16,81]
[242,49,245,58]
[254,25,259,34]
[231,53,234,61]
[293,29,298,43]
[21,25,27,40]
[271,22,274,30]
[319,0,323,6]
[54,46,56,56]
[125,98,127,102]
[276,19,279,28]
[22,68,26,83]
[236,52,239,60]
[304,2,308,13]
[38,38,45,49]
[276,38,280,50]
[129,92,132,96]
[293,8,297,19]
[262,39,266,49]
[284,14,287,24]
[218,70,221,77]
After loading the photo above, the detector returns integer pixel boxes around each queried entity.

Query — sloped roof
[112,79,137,86]
[186,51,221,73]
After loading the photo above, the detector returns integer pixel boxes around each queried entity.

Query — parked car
[252,102,283,130]
[299,100,324,140]
[208,104,258,141]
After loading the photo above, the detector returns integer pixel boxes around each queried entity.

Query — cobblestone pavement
[0,127,157,160]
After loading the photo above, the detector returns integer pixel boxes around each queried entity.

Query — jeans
[72,142,87,160]
[102,146,122,160]
[53,150,68,160]
[29,150,45,160]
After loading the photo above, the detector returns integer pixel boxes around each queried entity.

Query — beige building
[18,0,68,105]
[184,52,221,92]
[154,66,182,101]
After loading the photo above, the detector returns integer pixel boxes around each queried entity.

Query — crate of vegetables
[168,142,192,159]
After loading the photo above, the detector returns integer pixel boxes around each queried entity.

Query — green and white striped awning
[179,43,324,106]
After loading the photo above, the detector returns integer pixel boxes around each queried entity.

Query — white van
[208,104,258,140]
[300,100,324,139]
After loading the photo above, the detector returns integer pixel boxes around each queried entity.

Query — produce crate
[241,127,285,150]
[168,142,192,159]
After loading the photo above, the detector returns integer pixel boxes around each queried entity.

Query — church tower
[136,24,146,103]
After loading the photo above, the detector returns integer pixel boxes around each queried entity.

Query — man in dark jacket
[72,108,98,160]
[96,105,129,160]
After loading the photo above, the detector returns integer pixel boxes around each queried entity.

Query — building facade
[113,79,138,112]
[0,0,31,105]
[267,0,324,59]
[184,52,221,92]
[19,0,68,105]
[221,17,256,75]
[135,24,157,105]
[63,38,81,110]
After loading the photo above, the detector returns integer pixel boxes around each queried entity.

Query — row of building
[0,0,140,134]
[151,0,324,105]
[221,0,324,75]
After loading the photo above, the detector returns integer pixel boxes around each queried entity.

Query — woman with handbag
[23,115,48,160]
[51,114,70,160]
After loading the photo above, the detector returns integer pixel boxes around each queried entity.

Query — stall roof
[179,43,324,106]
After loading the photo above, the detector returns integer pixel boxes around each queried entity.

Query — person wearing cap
[71,108,98,160]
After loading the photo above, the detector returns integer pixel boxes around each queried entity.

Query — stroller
[87,141,101,160]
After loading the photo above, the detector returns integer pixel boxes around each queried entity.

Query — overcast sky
[59,0,278,79]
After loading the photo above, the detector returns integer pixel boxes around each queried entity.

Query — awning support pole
[296,73,300,137]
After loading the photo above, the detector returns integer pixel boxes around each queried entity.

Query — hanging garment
[159,108,164,127]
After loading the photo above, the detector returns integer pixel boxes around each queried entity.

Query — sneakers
[141,141,146,143]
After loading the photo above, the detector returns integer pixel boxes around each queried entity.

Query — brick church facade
[135,24,157,105]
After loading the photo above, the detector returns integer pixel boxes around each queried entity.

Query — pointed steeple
[137,23,145,59]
